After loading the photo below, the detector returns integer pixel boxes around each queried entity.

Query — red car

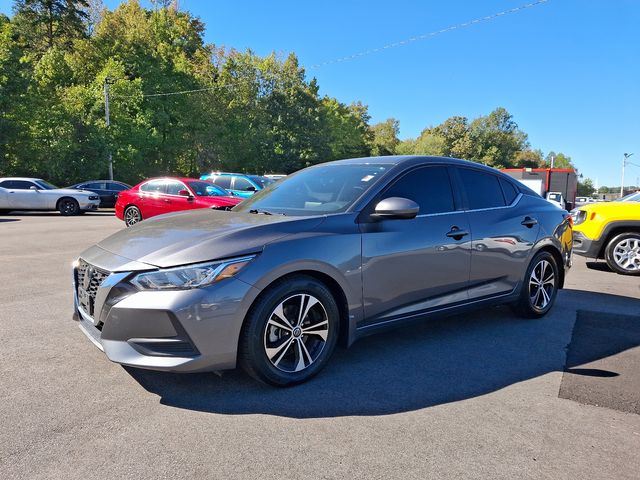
[115,177,242,227]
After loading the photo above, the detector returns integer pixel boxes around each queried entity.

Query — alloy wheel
[529,259,555,311]
[263,293,329,373]
[60,199,78,216]
[124,207,141,226]
[612,238,640,272]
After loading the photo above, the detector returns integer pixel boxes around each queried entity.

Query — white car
[0,177,101,216]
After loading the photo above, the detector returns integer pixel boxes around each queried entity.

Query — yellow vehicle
[572,192,640,275]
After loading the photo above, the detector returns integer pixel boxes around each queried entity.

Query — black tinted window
[212,176,231,189]
[384,166,455,215]
[9,180,37,190]
[109,183,129,192]
[0,180,13,188]
[84,182,105,189]
[233,177,254,190]
[140,180,165,193]
[459,169,505,209]
[499,178,519,205]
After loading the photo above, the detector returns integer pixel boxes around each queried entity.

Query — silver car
[72,156,573,386]
[0,177,100,215]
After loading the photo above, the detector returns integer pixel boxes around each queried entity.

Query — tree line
[1,0,578,186]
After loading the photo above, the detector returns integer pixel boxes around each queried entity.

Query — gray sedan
[72,156,573,385]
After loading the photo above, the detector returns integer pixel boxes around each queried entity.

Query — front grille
[76,260,110,319]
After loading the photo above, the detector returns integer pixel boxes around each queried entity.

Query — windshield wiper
[249,209,285,216]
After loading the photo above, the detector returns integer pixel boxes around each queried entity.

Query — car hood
[579,201,640,211]
[54,188,94,196]
[198,195,242,206]
[90,209,325,269]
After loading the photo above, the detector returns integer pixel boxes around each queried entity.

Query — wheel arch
[533,244,566,289]
[242,268,353,349]
[55,196,79,210]
[597,223,640,258]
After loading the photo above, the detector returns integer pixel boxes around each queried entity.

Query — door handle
[521,216,538,228]
[446,227,469,240]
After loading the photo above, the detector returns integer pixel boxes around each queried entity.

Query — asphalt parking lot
[1,211,639,480]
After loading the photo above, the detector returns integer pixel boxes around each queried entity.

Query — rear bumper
[572,231,602,258]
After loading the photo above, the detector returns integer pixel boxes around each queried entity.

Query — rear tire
[604,232,640,275]
[124,206,142,227]
[58,198,80,216]
[513,251,559,318]
[239,275,339,386]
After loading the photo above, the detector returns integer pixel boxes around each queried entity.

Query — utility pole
[103,77,114,180]
[550,154,555,169]
[621,153,634,197]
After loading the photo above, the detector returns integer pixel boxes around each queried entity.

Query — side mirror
[29,186,39,191]
[245,186,257,192]
[372,197,419,220]
[178,189,192,198]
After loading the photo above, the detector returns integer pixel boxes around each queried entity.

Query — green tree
[469,107,529,168]
[513,149,544,168]
[369,118,399,156]
[577,178,595,196]
[13,0,89,52]
[545,151,574,169]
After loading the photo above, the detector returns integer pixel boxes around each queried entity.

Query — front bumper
[72,259,261,372]
[79,198,100,211]
[572,231,602,258]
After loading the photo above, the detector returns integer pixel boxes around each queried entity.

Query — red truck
[501,168,578,210]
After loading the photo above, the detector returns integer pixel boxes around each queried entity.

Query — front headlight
[131,256,255,290]
[572,209,587,225]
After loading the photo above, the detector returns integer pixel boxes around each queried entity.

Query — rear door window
[109,183,129,192]
[458,169,506,210]
[233,177,254,191]
[212,176,232,189]
[140,180,166,193]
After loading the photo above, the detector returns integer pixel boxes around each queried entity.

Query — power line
[111,86,219,99]
[309,0,550,69]
[111,0,550,99]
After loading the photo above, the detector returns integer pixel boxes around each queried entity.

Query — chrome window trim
[463,192,523,213]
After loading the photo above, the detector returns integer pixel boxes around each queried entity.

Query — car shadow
[0,211,114,217]
[0,218,20,223]
[585,261,613,273]
[126,290,640,418]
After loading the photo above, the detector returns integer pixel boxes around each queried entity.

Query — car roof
[0,177,44,182]
[75,180,128,183]
[141,177,213,183]
[321,155,516,176]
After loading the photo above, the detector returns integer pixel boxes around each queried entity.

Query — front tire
[58,198,80,216]
[514,251,559,318]
[239,275,339,386]
[604,232,640,275]
[124,206,142,227]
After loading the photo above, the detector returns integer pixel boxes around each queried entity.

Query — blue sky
[2,0,639,186]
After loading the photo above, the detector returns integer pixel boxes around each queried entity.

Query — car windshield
[188,181,229,197]
[248,175,274,189]
[35,180,58,190]
[233,163,389,216]
[620,191,640,202]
